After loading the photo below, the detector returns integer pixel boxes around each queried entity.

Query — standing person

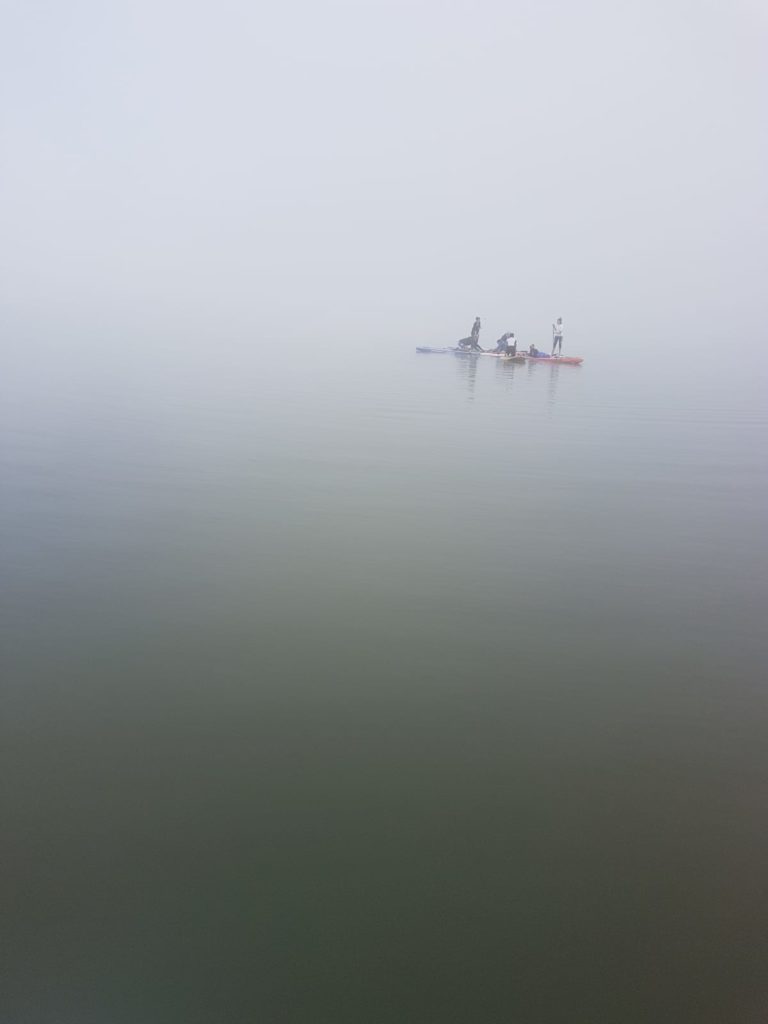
[470,317,482,351]
[552,317,564,356]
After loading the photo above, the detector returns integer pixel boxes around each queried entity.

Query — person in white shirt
[552,318,564,355]
[493,331,515,355]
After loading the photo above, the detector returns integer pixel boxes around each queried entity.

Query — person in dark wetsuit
[457,317,483,351]
[470,317,482,350]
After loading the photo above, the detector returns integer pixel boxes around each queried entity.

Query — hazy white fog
[1,0,766,353]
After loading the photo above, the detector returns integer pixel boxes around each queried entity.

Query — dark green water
[3,336,767,1022]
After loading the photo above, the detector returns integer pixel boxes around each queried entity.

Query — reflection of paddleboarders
[552,317,564,355]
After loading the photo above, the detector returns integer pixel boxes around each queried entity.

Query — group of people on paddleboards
[456,316,565,357]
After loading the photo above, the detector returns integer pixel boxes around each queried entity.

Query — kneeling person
[494,331,516,355]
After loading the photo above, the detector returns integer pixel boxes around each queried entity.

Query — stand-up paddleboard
[415,346,482,355]
[416,347,543,363]
[476,351,526,361]
[525,355,583,365]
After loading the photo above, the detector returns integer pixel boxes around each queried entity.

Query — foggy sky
[1,0,766,352]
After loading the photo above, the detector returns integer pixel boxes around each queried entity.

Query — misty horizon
[2,0,766,351]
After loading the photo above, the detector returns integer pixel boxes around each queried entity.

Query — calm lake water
[3,333,768,1022]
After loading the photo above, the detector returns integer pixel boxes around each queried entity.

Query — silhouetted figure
[470,317,482,349]
[457,317,483,351]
